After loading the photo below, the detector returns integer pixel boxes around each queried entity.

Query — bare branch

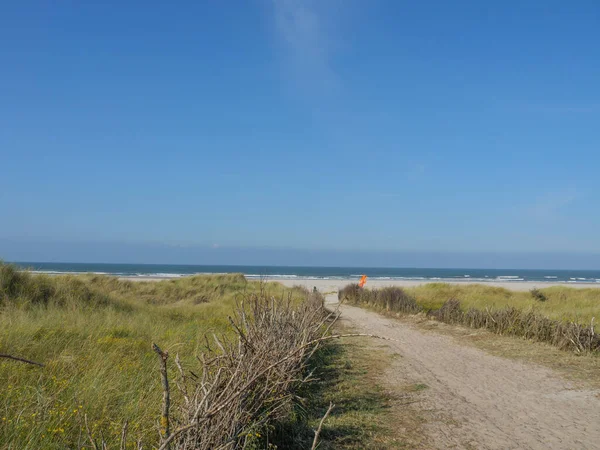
[0,353,44,367]
[153,343,171,447]
[120,420,128,450]
[84,414,99,450]
[311,402,334,450]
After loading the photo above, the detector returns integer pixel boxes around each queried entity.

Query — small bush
[429,298,462,323]
[378,287,422,313]
[530,288,547,302]
[338,283,362,301]
[340,284,421,314]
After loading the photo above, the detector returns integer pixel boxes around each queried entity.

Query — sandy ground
[118,275,600,291]
[273,277,600,292]
[298,284,600,449]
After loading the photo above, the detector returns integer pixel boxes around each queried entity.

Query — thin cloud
[270,0,341,94]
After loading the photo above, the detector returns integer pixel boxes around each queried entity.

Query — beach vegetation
[339,283,600,354]
[0,262,342,449]
[530,288,548,302]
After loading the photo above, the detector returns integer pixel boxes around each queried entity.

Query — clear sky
[1,1,599,267]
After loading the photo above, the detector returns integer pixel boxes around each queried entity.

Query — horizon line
[10,260,600,273]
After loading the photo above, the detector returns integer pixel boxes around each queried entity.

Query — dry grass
[1,262,255,308]
[340,283,600,354]
[404,283,600,324]
[338,285,421,314]
[430,298,599,352]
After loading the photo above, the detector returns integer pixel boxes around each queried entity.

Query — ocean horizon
[11,261,600,284]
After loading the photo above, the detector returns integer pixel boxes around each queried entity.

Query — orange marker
[358,275,368,288]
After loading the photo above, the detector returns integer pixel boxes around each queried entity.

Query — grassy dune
[0,264,303,449]
[404,283,600,324]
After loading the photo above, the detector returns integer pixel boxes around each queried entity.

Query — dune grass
[339,283,600,354]
[403,283,600,324]
[0,263,304,449]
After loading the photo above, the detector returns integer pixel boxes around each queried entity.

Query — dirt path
[327,295,600,450]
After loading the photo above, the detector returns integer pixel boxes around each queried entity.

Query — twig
[84,414,99,450]
[0,353,44,367]
[153,343,171,447]
[311,402,334,450]
[120,420,129,450]
[175,354,190,406]
[320,332,399,343]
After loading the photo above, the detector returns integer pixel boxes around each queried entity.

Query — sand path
[324,292,600,450]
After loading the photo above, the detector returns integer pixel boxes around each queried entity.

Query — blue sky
[1,1,599,266]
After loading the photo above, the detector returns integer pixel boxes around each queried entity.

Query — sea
[10,262,600,284]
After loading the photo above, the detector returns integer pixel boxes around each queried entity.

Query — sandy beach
[270,277,600,292]
[118,275,600,292]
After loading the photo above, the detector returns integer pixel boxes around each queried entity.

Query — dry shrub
[338,283,361,302]
[429,298,462,323]
[158,289,333,449]
[378,287,422,313]
[431,299,599,353]
[339,284,421,314]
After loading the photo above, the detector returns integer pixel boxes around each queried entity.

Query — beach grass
[404,283,600,324]
[339,283,600,354]
[0,263,305,449]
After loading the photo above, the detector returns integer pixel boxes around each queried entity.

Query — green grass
[404,283,600,324]
[271,337,407,449]
[0,263,304,449]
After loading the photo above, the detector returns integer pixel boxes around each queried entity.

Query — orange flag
[358,275,368,288]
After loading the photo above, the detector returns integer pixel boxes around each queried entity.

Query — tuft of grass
[530,288,547,302]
